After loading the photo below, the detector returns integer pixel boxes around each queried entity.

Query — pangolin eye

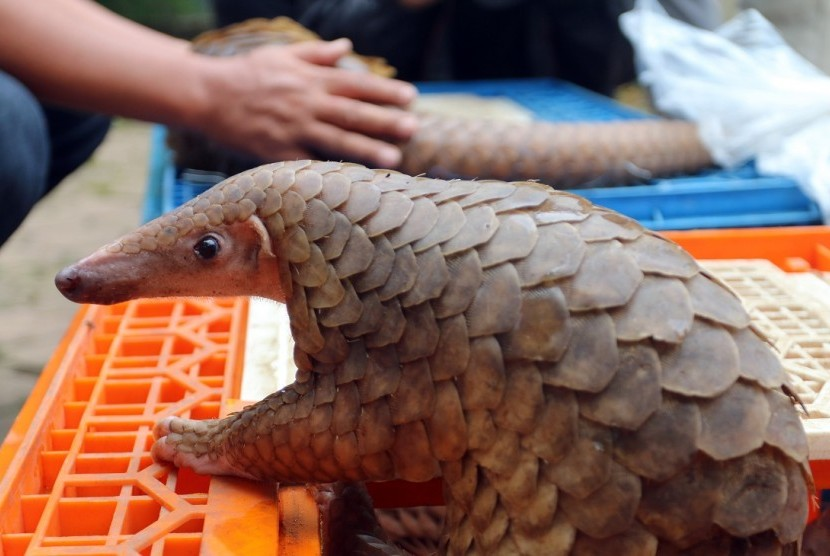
[194,235,220,260]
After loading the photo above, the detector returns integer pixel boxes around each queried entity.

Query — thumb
[290,38,353,66]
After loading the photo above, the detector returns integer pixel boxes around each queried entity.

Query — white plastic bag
[620,0,830,221]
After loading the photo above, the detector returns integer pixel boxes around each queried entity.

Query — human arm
[0,0,418,167]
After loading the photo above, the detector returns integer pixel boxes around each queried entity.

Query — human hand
[192,38,419,168]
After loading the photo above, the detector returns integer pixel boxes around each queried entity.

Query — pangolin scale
[56,160,812,555]
[167,18,713,188]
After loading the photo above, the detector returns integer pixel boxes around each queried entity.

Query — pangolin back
[167,18,713,187]
[70,160,812,554]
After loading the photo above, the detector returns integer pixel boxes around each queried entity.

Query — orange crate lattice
[0,297,284,556]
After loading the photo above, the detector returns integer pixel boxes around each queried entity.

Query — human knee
[0,71,49,245]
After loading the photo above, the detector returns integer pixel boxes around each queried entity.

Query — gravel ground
[0,119,151,440]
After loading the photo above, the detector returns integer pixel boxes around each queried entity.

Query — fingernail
[398,83,418,103]
[396,114,419,136]
[377,146,402,168]
[330,37,352,51]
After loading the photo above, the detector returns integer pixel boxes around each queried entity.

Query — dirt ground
[0,119,151,439]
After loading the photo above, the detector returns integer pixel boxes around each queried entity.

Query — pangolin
[55,160,811,554]
[167,18,713,188]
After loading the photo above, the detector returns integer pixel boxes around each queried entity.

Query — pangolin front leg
[152,363,435,484]
[152,415,244,477]
[151,382,331,482]
[57,160,812,554]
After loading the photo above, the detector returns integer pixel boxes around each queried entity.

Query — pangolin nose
[55,266,82,297]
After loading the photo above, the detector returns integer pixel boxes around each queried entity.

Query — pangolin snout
[54,265,123,304]
[55,266,83,300]
[55,255,151,305]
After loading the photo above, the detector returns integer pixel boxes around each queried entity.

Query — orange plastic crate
[663,225,830,273]
[0,298,304,555]
[0,296,441,555]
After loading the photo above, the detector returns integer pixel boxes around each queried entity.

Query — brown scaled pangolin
[56,161,811,554]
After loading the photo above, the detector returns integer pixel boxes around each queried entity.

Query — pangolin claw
[151,416,254,478]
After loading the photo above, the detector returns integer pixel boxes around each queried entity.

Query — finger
[304,121,405,168]
[324,69,418,107]
[316,96,419,141]
[287,38,353,67]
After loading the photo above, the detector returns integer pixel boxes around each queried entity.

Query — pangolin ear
[248,215,275,257]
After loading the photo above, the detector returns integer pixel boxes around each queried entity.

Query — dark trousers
[0,71,110,247]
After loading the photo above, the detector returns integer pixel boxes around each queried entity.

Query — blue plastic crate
[416,78,646,122]
[579,166,821,230]
[144,78,822,229]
